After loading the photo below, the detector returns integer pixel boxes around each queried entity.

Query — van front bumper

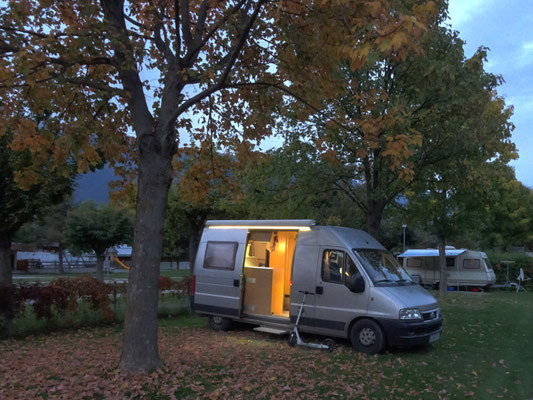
[377,317,443,347]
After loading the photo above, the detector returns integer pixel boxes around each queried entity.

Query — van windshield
[353,249,414,285]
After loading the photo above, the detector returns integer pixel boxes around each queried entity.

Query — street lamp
[402,224,407,251]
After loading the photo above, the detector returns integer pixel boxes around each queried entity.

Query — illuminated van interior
[242,230,297,318]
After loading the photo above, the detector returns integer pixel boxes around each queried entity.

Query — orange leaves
[322,148,339,164]
[13,169,40,190]
[381,132,422,181]
[356,147,368,159]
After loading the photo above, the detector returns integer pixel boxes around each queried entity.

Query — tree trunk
[119,149,173,372]
[58,245,64,275]
[187,220,204,273]
[438,235,447,297]
[95,254,105,282]
[0,233,13,285]
[366,199,385,240]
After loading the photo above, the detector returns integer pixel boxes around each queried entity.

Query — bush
[0,274,191,338]
[487,252,533,288]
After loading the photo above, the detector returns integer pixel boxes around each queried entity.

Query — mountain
[73,165,117,204]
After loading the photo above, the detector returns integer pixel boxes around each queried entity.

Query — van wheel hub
[212,316,223,324]
[359,328,376,346]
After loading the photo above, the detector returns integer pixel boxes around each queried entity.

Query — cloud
[447,0,496,28]
[519,41,533,66]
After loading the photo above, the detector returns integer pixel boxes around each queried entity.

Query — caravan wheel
[208,315,231,331]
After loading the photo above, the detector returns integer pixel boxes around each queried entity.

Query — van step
[253,326,291,335]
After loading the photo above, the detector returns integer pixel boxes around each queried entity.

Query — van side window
[344,256,362,288]
[204,241,238,270]
[322,250,344,283]
[463,259,480,269]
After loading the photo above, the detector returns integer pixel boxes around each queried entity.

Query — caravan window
[463,259,481,269]
[204,241,238,270]
[446,257,455,268]
[407,258,422,268]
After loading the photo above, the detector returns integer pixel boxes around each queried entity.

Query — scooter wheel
[288,333,297,347]
[322,338,335,352]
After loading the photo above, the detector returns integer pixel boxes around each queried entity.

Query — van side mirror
[349,275,365,293]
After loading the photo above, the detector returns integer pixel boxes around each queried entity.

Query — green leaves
[64,202,133,257]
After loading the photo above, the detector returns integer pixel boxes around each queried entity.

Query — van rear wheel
[350,319,386,354]
[208,315,231,331]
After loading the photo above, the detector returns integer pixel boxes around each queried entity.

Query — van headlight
[399,308,422,320]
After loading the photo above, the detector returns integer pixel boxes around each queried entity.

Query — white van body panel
[193,228,248,317]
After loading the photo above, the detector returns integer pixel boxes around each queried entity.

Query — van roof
[205,219,316,228]
[296,226,385,250]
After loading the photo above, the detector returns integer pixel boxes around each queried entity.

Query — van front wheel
[208,315,231,331]
[350,319,385,354]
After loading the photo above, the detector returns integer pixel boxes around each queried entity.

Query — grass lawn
[1,291,532,399]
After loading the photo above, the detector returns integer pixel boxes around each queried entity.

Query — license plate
[429,333,440,343]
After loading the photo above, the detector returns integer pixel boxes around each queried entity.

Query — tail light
[191,275,196,295]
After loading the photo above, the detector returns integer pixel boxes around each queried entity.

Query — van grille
[422,309,439,321]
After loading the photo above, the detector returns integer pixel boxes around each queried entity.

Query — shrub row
[0,274,192,338]
[487,252,533,287]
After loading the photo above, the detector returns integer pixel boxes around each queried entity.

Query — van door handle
[315,286,323,295]
[233,279,240,288]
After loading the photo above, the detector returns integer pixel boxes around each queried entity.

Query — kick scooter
[288,290,335,352]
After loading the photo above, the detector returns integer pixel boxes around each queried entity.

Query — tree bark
[119,147,173,372]
[366,199,385,240]
[0,233,13,285]
[95,254,105,282]
[58,245,64,275]
[187,217,205,272]
[438,234,447,297]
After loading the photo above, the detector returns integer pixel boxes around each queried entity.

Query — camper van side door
[193,232,247,318]
[313,247,369,337]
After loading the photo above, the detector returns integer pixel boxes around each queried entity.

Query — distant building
[11,242,96,271]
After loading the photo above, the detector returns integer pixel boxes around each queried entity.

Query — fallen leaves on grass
[0,325,405,399]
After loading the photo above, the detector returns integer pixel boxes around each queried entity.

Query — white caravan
[399,247,496,289]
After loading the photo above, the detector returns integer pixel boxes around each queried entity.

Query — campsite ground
[1,291,532,399]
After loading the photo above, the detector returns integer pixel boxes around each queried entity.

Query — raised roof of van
[206,219,316,228]
[297,226,385,250]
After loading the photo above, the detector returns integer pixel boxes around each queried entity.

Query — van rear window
[204,241,238,270]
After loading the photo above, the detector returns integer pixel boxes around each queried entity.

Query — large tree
[65,201,133,282]
[0,130,74,285]
[1,0,434,371]
[273,12,515,239]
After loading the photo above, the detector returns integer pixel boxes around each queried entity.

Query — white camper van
[193,220,443,354]
[399,247,496,289]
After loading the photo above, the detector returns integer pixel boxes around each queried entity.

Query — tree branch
[180,0,194,49]
[171,0,266,121]
[182,0,248,67]
[63,77,125,96]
